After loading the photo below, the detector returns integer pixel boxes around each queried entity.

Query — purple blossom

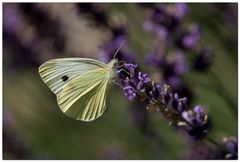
[138,72,150,84]
[181,105,208,140]
[123,86,136,101]
[124,63,137,75]
[143,4,180,37]
[143,20,168,40]
[222,136,238,159]
[182,111,190,122]
[182,34,199,49]
[182,23,201,49]
[173,3,189,20]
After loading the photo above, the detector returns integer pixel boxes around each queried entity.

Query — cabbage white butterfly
[39,58,118,122]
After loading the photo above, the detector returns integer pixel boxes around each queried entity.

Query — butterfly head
[108,59,118,69]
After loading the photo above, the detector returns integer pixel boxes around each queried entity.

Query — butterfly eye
[61,75,69,82]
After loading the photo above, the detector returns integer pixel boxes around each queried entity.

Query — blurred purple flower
[182,23,201,50]
[145,50,166,68]
[173,3,189,20]
[222,136,238,159]
[143,20,154,32]
[99,35,135,63]
[156,25,168,39]
[3,4,22,34]
[143,4,182,39]
[143,21,168,40]
[174,50,188,75]
[167,76,181,89]
[182,35,198,49]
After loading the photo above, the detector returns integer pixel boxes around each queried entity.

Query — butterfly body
[39,58,118,121]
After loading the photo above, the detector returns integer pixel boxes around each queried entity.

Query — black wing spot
[61,75,69,82]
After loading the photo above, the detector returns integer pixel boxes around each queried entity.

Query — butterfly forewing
[57,68,111,121]
[39,58,107,96]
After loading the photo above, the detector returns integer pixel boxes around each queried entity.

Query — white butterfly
[39,58,118,122]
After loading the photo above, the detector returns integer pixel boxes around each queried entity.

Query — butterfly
[39,58,118,122]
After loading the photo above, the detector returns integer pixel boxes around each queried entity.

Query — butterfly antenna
[113,40,126,59]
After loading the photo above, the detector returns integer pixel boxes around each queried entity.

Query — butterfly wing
[57,68,111,121]
[39,58,107,95]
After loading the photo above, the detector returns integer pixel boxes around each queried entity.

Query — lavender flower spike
[117,61,209,141]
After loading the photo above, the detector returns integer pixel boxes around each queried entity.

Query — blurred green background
[3,3,237,159]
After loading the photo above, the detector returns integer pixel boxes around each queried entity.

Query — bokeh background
[3,3,237,160]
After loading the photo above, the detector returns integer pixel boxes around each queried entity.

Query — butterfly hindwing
[38,58,108,96]
[57,68,111,121]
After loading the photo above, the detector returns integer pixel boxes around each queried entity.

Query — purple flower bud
[123,86,136,101]
[178,98,187,112]
[194,105,204,123]
[161,84,171,105]
[124,63,137,75]
[150,83,161,99]
[182,111,191,122]
[172,93,187,112]
[194,105,203,113]
[223,136,238,159]
[138,72,150,84]
[172,93,179,110]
